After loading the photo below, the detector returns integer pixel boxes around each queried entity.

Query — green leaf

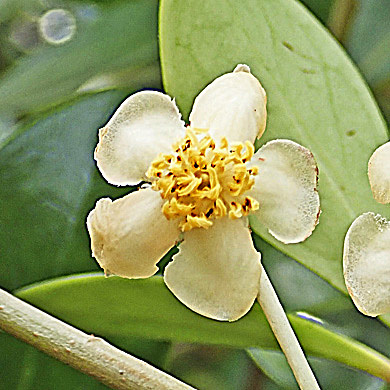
[255,236,390,357]
[15,274,390,382]
[0,333,109,389]
[343,0,390,124]
[301,0,334,23]
[0,0,160,119]
[249,349,386,390]
[0,332,171,390]
[165,347,256,390]
[159,0,389,292]
[0,91,130,290]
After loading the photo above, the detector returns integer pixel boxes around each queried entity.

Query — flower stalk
[257,265,321,390]
[0,287,195,390]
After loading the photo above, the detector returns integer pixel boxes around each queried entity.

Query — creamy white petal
[87,188,180,278]
[164,217,261,321]
[343,212,390,317]
[189,64,267,144]
[248,139,320,244]
[368,142,390,204]
[95,91,185,186]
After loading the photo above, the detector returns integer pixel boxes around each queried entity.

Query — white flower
[343,141,390,316]
[87,64,320,321]
[368,142,390,205]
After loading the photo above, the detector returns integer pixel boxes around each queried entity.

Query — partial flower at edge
[368,141,390,204]
[343,212,390,316]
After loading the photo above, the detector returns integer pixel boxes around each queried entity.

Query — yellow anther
[215,198,227,217]
[220,137,228,149]
[177,177,202,196]
[182,215,213,231]
[162,197,194,218]
[146,128,259,231]
[229,201,243,219]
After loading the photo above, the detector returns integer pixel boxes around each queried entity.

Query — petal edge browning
[249,139,320,244]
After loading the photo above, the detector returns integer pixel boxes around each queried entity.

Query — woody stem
[0,287,194,390]
[257,264,321,390]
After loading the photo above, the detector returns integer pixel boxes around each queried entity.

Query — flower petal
[164,217,261,321]
[189,64,267,144]
[248,139,320,244]
[343,212,390,316]
[87,188,180,278]
[95,91,185,186]
[368,142,390,204]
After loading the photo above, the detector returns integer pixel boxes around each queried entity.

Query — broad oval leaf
[159,0,389,292]
[0,91,130,290]
[16,274,390,381]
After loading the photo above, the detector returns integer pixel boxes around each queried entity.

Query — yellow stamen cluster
[146,128,259,231]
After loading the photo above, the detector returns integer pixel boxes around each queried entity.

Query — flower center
[146,128,259,231]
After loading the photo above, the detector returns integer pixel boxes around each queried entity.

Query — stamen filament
[147,128,259,231]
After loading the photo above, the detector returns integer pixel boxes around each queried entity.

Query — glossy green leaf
[0,0,160,119]
[0,332,171,390]
[15,274,390,381]
[159,0,389,292]
[0,330,257,390]
[165,347,256,390]
[0,333,108,389]
[301,0,334,23]
[0,91,131,290]
[249,349,386,390]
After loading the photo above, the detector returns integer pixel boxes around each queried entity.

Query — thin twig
[257,265,321,390]
[0,288,195,390]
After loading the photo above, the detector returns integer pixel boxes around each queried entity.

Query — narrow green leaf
[16,274,390,381]
[159,0,389,292]
[249,349,386,390]
[16,275,277,349]
[255,236,390,357]
[289,314,390,382]
[165,347,255,390]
